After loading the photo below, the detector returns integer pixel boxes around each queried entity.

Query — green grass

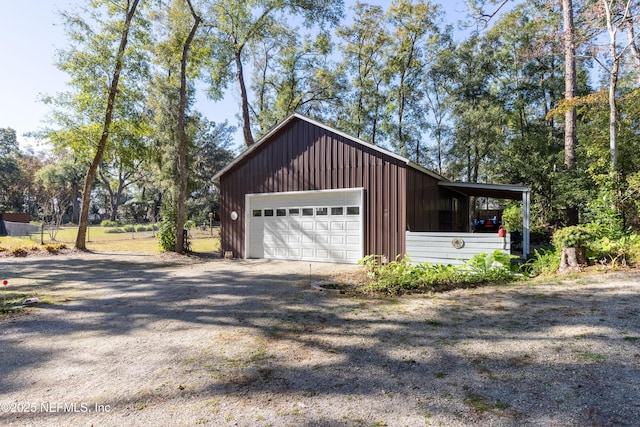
[1,225,220,255]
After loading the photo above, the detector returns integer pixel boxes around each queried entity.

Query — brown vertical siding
[405,168,468,232]
[219,117,407,260]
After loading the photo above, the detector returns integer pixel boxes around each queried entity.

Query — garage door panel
[316,235,329,244]
[288,248,301,257]
[346,221,360,230]
[288,234,301,244]
[248,189,363,263]
[330,235,344,244]
[346,250,361,259]
[330,250,346,259]
[346,235,360,245]
[330,222,344,231]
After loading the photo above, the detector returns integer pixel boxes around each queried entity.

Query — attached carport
[438,182,531,258]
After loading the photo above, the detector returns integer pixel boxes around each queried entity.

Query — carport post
[522,190,530,259]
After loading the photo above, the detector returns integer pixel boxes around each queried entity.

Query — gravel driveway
[1,252,639,426]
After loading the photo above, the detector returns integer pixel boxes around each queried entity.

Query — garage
[247,188,364,263]
[215,114,527,264]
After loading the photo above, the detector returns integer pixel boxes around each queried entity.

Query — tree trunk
[236,50,255,147]
[71,181,80,224]
[609,56,619,170]
[627,18,640,86]
[75,0,140,251]
[604,0,620,171]
[559,247,587,270]
[562,0,578,225]
[562,0,577,170]
[175,0,201,253]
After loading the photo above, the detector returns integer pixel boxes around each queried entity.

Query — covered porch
[405,182,530,265]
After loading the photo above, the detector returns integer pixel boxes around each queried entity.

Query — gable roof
[212,113,447,183]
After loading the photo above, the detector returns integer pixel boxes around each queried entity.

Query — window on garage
[302,208,314,216]
[252,210,262,217]
[331,207,343,215]
[264,209,274,217]
[276,209,286,216]
[316,207,328,216]
[346,206,360,215]
[288,208,299,216]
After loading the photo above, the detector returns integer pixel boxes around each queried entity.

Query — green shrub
[358,252,517,296]
[158,205,177,252]
[123,225,135,232]
[101,220,117,227]
[552,226,593,250]
[521,248,560,277]
[135,225,149,232]
[502,204,522,232]
[466,250,518,273]
[185,220,196,229]
[583,188,626,240]
[104,227,125,234]
[589,233,640,266]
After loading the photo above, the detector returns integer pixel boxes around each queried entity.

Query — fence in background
[1,221,40,237]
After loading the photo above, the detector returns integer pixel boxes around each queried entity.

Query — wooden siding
[219,118,407,260]
[406,232,510,265]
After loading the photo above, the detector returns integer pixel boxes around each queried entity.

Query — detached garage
[213,113,529,264]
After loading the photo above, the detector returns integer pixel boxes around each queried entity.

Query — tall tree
[422,27,455,174]
[206,0,344,147]
[175,0,201,253]
[335,2,390,144]
[48,0,144,250]
[148,0,209,252]
[249,29,339,137]
[447,34,503,182]
[594,0,636,171]
[384,0,441,162]
[562,0,577,171]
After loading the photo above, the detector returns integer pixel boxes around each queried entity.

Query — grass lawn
[0,225,220,255]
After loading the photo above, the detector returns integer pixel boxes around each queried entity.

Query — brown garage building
[213,113,528,264]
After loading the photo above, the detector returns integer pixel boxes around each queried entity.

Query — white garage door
[247,188,364,264]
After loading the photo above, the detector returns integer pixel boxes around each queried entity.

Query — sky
[0,0,472,153]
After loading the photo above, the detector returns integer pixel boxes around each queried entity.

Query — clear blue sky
[0,0,472,152]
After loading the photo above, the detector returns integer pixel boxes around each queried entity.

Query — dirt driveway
[1,252,639,426]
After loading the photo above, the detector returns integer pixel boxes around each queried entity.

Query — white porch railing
[406,231,511,265]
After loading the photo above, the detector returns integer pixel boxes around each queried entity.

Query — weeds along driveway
[0,252,639,427]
